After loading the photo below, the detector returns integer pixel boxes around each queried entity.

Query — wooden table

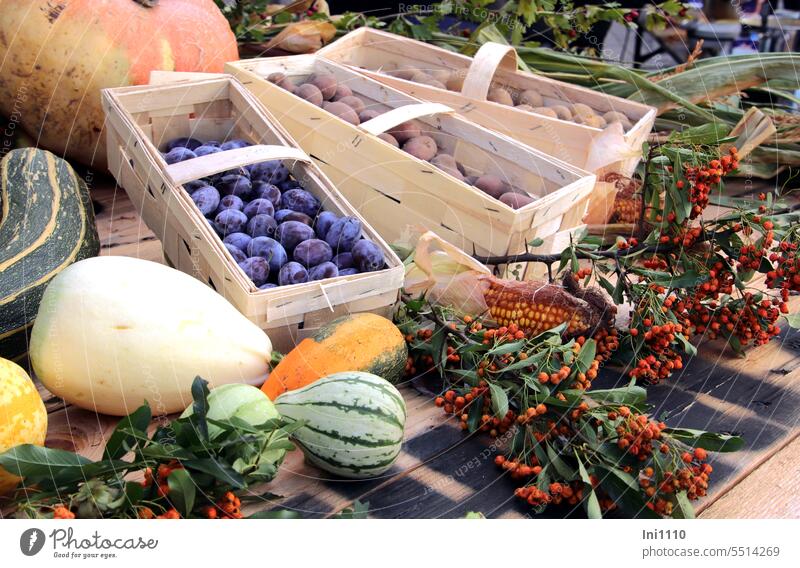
[27,176,800,519]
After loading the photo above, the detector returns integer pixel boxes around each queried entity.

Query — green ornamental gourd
[275,372,406,479]
[0,148,100,361]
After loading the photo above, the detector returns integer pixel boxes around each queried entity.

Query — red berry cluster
[683,148,739,219]
[610,406,667,460]
[767,239,800,297]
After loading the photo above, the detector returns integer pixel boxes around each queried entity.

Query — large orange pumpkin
[0,0,238,168]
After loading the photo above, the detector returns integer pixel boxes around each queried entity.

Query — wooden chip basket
[225,55,596,280]
[318,28,656,177]
[101,76,404,352]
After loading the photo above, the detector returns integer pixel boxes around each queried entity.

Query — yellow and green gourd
[0,148,100,361]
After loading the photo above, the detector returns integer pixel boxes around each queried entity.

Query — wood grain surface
[21,175,800,519]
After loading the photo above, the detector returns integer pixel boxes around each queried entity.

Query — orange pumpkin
[0,0,238,168]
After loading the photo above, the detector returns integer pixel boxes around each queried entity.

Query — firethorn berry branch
[0,378,304,520]
[473,131,798,385]
[394,299,743,518]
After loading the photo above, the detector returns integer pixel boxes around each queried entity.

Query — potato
[464,174,479,186]
[488,87,514,106]
[268,72,296,92]
[603,111,632,130]
[570,102,596,121]
[445,73,465,92]
[430,154,464,181]
[388,121,421,144]
[518,89,543,107]
[577,113,607,128]
[388,66,417,81]
[548,105,572,121]
[430,69,451,84]
[377,132,399,147]
[411,71,446,89]
[403,135,438,161]
[322,101,360,125]
[309,73,338,100]
[332,84,354,101]
[358,109,382,123]
[336,95,366,114]
[295,83,323,106]
[531,106,558,119]
[500,192,536,209]
[515,104,535,113]
[474,174,508,199]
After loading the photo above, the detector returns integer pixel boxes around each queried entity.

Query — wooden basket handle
[360,102,454,135]
[461,42,518,101]
[165,145,311,185]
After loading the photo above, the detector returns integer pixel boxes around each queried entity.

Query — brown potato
[295,83,323,106]
[577,113,607,128]
[388,121,421,144]
[474,174,508,199]
[603,111,632,130]
[388,66,417,80]
[430,69,451,84]
[548,105,572,121]
[570,102,596,121]
[309,73,338,100]
[268,72,296,92]
[500,192,536,209]
[336,95,366,114]
[464,174,479,186]
[332,84,354,101]
[445,73,465,92]
[358,109,381,123]
[515,104,535,112]
[377,132,399,147]
[531,107,558,119]
[488,87,514,106]
[322,101,360,125]
[411,71,446,89]
[430,154,464,181]
[403,135,438,161]
[518,89,543,107]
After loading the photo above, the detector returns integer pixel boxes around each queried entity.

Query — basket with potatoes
[318,28,656,177]
[102,76,404,352]
[226,55,596,280]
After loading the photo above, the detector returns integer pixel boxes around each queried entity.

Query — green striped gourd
[0,148,100,361]
[275,372,406,479]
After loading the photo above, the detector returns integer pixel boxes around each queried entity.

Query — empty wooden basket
[226,56,596,280]
[102,76,404,351]
[318,28,656,177]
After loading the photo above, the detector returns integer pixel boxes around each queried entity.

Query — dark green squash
[0,148,100,361]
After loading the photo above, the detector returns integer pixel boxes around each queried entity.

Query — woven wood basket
[102,76,404,352]
[225,56,596,280]
[318,28,656,177]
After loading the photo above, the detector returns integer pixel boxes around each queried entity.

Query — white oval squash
[30,256,271,416]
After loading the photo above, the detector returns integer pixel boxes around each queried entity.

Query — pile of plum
[162,137,386,289]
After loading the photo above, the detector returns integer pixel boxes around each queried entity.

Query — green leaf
[466,394,484,433]
[104,403,152,461]
[0,444,92,486]
[546,442,575,479]
[672,491,696,519]
[594,465,660,519]
[574,339,596,374]
[675,332,697,356]
[334,499,370,519]
[784,313,800,329]
[488,383,509,419]
[663,428,744,452]
[575,455,602,519]
[190,377,211,442]
[487,340,525,355]
[464,511,486,519]
[166,468,195,518]
[585,384,647,406]
[183,458,246,489]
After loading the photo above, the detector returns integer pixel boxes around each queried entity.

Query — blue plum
[278,261,309,286]
[194,145,221,157]
[191,186,220,217]
[325,216,362,252]
[259,283,278,290]
[225,243,247,264]
[165,137,203,151]
[216,194,244,215]
[332,252,354,270]
[220,139,251,150]
[217,174,253,201]
[293,239,333,268]
[248,237,288,273]
[314,211,339,240]
[351,239,385,272]
[248,160,289,184]
[253,181,282,208]
[243,198,275,219]
[164,147,196,164]
[282,188,321,217]
[339,268,358,276]
[239,257,270,287]
[214,209,248,236]
[223,232,252,252]
[274,209,313,226]
[247,214,278,238]
[276,221,315,253]
[308,261,339,281]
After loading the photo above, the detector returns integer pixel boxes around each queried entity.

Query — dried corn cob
[482,276,615,337]
[606,173,641,224]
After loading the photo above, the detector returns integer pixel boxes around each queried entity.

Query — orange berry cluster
[513,480,585,508]
[200,491,243,519]
[689,293,782,347]
[628,314,685,383]
[53,504,75,519]
[157,508,181,519]
[495,455,543,481]
[766,239,800,296]
[611,406,666,460]
[142,460,184,498]
[682,148,739,219]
